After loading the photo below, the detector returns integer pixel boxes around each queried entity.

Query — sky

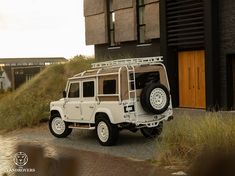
[0,0,94,59]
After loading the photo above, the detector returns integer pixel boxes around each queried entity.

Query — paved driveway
[0,124,165,176]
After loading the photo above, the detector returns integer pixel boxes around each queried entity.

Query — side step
[69,123,95,130]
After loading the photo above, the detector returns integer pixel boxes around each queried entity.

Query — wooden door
[178,51,196,108]
[194,50,206,108]
[178,50,206,109]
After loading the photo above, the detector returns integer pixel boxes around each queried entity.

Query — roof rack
[91,56,163,69]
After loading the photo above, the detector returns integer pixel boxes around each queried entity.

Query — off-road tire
[95,115,119,146]
[140,83,170,114]
[49,114,72,138]
[140,122,163,138]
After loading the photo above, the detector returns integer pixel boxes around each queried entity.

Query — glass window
[68,83,80,98]
[139,6,145,25]
[137,0,151,44]
[103,80,116,94]
[139,25,146,44]
[138,0,144,5]
[83,81,94,97]
[131,72,160,89]
[108,0,119,47]
[25,74,33,82]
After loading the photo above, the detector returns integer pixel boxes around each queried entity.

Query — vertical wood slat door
[178,50,206,109]
[194,50,206,108]
[178,51,196,108]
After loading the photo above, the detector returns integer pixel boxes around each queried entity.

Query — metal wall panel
[113,0,133,10]
[115,8,137,42]
[145,3,160,39]
[166,0,204,47]
[85,13,108,45]
[84,0,105,17]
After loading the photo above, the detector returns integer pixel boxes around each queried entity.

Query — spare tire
[140,83,170,114]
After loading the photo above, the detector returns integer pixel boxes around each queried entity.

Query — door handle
[75,106,80,109]
[188,67,191,90]
[89,106,94,109]
[197,67,200,90]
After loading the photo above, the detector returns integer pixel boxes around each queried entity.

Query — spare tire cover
[140,83,170,114]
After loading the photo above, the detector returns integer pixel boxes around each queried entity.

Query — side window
[68,82,80,98]
[103,80,116,94]
[83,81,95,97]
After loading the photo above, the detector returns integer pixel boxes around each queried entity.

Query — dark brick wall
[95,39,160,60]
[219,0,235,108]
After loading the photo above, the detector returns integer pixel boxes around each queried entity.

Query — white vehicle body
[49,57,173,145]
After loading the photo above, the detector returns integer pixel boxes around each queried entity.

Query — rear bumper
[130,109,173,128]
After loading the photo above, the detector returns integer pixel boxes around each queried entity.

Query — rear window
[131,72,159,89]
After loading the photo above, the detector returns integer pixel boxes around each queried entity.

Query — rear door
[80,79,96,122]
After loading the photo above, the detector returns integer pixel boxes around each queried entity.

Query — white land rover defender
[49,57,173,146]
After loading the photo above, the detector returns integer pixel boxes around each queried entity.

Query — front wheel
[49,116,72,138]
[140,122,163,138]
[95,116,119,146]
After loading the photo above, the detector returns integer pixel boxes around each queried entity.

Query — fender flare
[50,107,66,121]
[93,108,115,124]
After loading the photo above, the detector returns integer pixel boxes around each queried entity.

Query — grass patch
[0,56,94,131]
[156,113,235,167]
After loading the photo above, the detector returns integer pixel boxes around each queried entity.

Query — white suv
[49,57,173,146]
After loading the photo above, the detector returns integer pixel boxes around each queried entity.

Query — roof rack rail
[91,56,163,69]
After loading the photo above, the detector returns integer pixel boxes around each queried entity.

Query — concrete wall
[145,2,160,39]
[219,0,235,107]
[113,0,133,10]
[84,0,160,45]
[84,0,108,45]
[115,8,137,42]
[85,13,108,45]
[84,0,105,16]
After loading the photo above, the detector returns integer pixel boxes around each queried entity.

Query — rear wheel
[140,122,163,138]
[49,115,72,138]
[95,115,119,146]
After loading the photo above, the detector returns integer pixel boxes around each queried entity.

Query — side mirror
[63,91,67,98]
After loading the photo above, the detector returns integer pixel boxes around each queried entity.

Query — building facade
[0,57,67,90]
[84,0,235,110]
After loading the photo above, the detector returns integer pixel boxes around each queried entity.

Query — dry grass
[0,56,94,131]
[156,113,235,167]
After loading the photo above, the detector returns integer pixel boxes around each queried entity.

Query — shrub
[0,56,94,131]
[156,113,235,166]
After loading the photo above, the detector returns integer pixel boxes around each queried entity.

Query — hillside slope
[0,56,93,131]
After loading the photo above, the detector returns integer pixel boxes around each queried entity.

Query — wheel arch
[50,107,65,120]
[94,109,114,124]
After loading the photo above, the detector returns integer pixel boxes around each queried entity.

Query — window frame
[68,81,80,98]
[103,79,117,95]
[136,0,152,44]
[82,80,95,98]
[107,0,120,47]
